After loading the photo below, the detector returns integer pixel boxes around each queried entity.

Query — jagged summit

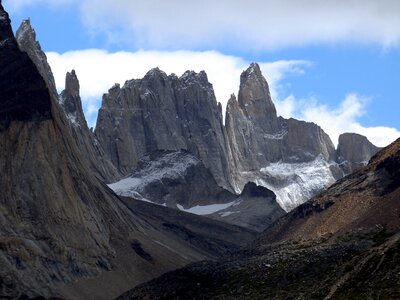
[238,62,277,123]
[96,61,379,212]
[15,18,58,98]
[180,69,209,85]
[65,69,80,97]
[0,6,52,130]
[0,2,13,40]
[225,63,345,210]
[60,70,85,126]
[143,67,168,80]
[95,66,233,190]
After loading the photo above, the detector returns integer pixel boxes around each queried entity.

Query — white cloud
[46,49,399,147]
[7,0,400,50]
[282,93,400,147]
[46,49,306,126]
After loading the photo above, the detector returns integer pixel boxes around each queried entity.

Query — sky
[3,0,400,147]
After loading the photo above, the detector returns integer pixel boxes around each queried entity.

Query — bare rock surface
[95,68,233,190]
[226,64,339,210]
[337,132,381,175]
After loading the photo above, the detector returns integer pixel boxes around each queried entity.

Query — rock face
[207,182,286,232]
[98,62,380,213]
[226,63,338,211]
[337,132,381,175]
[15,19,120,182]
[15,19,58,101]
[109,150,285,232]
[95,69,233,190]
[0,10,51,131]
[58,69,121,181]
[0,5,256,298]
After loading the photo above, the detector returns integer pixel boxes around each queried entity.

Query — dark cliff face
[59,70,121,181]
[337,132,381,174]
[0,6,123,295]
[0,6,51,131]
[15,19,58,100]
[14,17,120,183]
[95,68,233,190]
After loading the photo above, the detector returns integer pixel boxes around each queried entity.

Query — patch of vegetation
[372,227,393,246]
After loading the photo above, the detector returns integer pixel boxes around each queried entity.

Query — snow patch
[219,211,238,217]
[263,130,288,140]
[58,94,79,127]
[108,152,199,199]
[177,201,237,216]
[258,155,336,211]
[109,177,142,196]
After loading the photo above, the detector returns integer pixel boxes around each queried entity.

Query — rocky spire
[15,19,58,99]
[238,63,279,132]
[60,70,86,125]
[65,69,80,97]
[0,1,14,41]
[225,63,338,209]
[0,4,52,131]
[58,70,121,181]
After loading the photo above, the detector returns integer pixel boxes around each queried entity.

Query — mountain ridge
[96,63,380,212]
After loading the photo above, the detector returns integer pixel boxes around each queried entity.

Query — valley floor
[118,228,400,299]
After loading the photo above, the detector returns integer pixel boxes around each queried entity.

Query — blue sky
[4,0,400,146]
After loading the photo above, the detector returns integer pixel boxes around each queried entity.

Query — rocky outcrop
[109,150,284,231]
[59,70,121,181]
[15,19,120,182]
[15,19,58,101]
[226,64,336,169]
[337,132,381,174]
[95,68,233,190]
[1,7,123,296]
[207,182,286,232]
[0,5,256,298]
[226,63,338,211]
[0,10,51,131]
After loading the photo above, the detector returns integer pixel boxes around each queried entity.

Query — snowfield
[177,201,237,215]
[108,151,199,200]
[258,155,336,211]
